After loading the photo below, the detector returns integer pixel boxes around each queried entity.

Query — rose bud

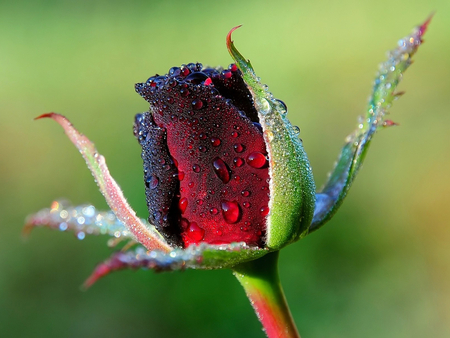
[26,20,429,285]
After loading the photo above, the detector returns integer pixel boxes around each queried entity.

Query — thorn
[82,263,111,290]
[418,12,434,37]
[383,120,399,127]
[34,113,56,120]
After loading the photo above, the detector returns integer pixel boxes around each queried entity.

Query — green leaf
[310,16,432,231]
[227,27,316,250]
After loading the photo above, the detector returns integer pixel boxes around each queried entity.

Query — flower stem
[233,251,300,338]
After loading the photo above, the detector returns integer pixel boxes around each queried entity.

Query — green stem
[233,251,300,338]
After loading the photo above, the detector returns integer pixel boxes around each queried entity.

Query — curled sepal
[84,242,268,287]
[227,27,316,250]
[24,200,142,244]
[35,113,172,252]
[310,16,431,231]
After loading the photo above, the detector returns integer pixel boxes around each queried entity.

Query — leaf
[35,113,172,252]
[84,242,268,287]
[310,16,432,231]
[227,27,316,249]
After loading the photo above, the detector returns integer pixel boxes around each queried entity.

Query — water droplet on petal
[260,206,270,216]
[179,198,188,214]
[221,201,241,224]
[233,157,244,167]
[212,158,231,183]
[187,222,205,242]
[211,137,221,147]
[241,190,250,197]
[192,99,203,110]
[210,207,219,215]
[246,152,268,168]
[193,164,201,173]
[233,143,245,153]
[146,176,159,189]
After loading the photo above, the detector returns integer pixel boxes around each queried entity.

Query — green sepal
[227,27,316,250]
[310,17,431,231]
[84,242,269,287]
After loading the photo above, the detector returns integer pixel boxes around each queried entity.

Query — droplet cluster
[25,200,134,241]
[135,62,271,247]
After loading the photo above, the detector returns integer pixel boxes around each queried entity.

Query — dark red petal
[136,68,270,247]
[133,113,182,246]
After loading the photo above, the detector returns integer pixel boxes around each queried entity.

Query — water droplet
[212,158,231,183]
[222,70,232,79]
[246,152,268,168]
[229,64,238,72]
[193,164,201,173]
[210,207,219,215]
[77,232,85,240]
[146,176,159,189]
[260,206,270,216]
[187,222,205,242]
[179,198,188,214]
[243,202,251,208]
[177,171,185,181]
[231,131,239,138]
[211,137,221,147]
[192,99,203,110]
[241,190,250,197]
[221,201,241,224]
[233,157,244,167]
[233,143,245,153]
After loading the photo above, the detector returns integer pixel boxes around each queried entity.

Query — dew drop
[260,206,270,216]
[177,171,185,181]
[233,143,245,153]
[187,222,205,242]
[241,190,250,197]
[243,202,251,208]
[146,176,159,189]
[233,157,244,167]
[210,207,219,215]
[229,64,238,72]
[246,152,268,168]
[212,158,231,183]
[193,164,201,173]
[192,99,203,110]
[179,198,188,214]
[231,131,239,138]
[188,182,195,188]
[211,137,221,147]
[221,201,241,224]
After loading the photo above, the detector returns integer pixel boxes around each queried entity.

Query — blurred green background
[1,0,449,337]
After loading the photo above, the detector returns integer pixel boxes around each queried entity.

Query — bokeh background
[1,0,449,337]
